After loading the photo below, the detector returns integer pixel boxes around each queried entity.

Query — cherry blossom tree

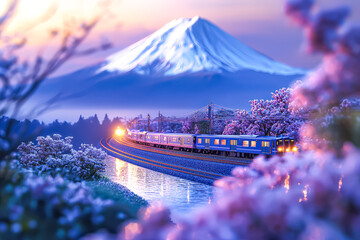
[181,119,194,133]
[223,88,304,138]
[194,124,200,134]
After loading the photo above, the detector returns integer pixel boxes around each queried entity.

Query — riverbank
[103,155,215,220]
[86,177,148,217]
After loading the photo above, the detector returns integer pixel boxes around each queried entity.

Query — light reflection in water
[105,156,216,219]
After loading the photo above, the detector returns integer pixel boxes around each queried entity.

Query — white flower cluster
[17,134,106,180]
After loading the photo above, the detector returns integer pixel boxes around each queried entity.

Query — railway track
[101,137,224,181]
[113,136,252,166]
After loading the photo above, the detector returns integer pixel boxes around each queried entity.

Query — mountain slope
[32,17,306,112]
[99,16,304,76]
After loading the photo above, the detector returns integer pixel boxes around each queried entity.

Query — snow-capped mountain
[33,17,306,111]
[99,16,304,76]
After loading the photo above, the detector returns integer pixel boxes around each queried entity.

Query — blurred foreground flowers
[0,161,132,240]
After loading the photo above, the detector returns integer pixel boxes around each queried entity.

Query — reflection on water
[104,156,216,219]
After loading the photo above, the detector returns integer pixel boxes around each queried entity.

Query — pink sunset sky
[1,0,360,76]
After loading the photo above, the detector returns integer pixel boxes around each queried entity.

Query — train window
[172,137,177,141]
[187,138,190,143]
[221,140,226,145]
[205,139,210,144]
[154,136,159,140]
[243,141,249,147]
[262,141,270,147]
[215,139,220,145]
[198,138,202,144]
[164,137,167,141]
[251,141,256,147]
[230,140,236,145]
[147,136,150,139]
[272,142,275,148]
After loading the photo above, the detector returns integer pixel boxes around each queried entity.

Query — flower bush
[0,162,134,240]
[17,134,106,180]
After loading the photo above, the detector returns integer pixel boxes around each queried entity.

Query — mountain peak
[99,17,305,76]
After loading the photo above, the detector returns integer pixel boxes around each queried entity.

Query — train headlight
[286,148,290,152]
[277,147,283,152]
[115,127,124,136]
[293,147,298,152]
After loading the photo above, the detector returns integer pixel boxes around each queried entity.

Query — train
[126,129,297,158]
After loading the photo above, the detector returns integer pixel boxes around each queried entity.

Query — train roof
[198,134,291,140]
[127,130,292,140]
[148,132,195,137]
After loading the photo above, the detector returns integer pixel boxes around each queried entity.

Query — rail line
[113,137,251,166]
[101,137,223,180]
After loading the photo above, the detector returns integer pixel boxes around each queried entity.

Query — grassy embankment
[86,177,148,217]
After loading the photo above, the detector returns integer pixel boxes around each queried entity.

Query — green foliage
[196,121,210,134]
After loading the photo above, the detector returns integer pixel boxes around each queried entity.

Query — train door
[163,136,168,145]
[180,137,184,146]
[205,138,210,149]
[261,141,271,154]
[230,140,237,151]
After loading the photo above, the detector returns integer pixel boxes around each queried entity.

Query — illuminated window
[215,139,220,145]
[154,136,159,140]
[243,141,249,147]
[262,141,270,147]
[187,138,190,143]
[164,137,167,141]
[221,139,226,145]
[198,138,202,144]
[251,141,256,147]
[230,140,237,145]
[205,139,210,144]
[172,137,177,141]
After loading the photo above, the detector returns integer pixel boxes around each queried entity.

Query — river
[104,156,217,220]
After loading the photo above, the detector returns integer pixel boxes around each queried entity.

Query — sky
[1,0,360,76]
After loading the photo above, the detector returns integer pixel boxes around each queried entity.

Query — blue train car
[195,135,296,157]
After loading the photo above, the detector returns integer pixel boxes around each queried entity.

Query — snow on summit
[100,16,305,76]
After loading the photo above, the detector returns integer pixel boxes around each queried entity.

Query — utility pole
[158,111,162,132]
[208,101,214,134]
[147,114,151,132]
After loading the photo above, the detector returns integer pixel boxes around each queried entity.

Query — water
[104,156,216,220]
